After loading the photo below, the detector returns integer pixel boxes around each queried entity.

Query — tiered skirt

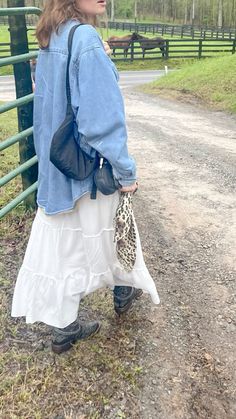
[11,191,160,328]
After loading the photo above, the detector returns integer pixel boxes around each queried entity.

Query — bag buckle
[99,157,104,169]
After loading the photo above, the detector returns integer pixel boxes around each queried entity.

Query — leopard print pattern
[113,192,137,272]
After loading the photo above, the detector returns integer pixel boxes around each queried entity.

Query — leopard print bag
[113,192,137,272]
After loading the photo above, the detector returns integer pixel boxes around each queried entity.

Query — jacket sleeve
[75,45,137,187]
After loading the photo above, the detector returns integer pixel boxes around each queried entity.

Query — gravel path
[1,84,236,419]
[124,87,236,418]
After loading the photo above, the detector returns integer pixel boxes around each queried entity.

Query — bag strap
[66,23,87,105]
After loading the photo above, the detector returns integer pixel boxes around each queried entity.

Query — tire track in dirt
[124,88,236,418]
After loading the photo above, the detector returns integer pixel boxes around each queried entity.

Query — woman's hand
[102,40,112,56]
[119,182,138,194]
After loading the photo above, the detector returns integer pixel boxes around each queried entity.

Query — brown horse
[131,33,167,58]
[107,34,134,58]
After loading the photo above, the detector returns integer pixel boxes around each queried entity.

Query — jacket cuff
[116,177,137,187]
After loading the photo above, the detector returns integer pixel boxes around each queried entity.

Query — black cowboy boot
[113,286,143,315]
[51,318,101,354]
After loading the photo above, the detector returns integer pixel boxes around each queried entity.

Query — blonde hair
[36,0,106,49]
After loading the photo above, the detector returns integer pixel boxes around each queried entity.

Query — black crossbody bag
[50,23,98,181]
[50,23,119,199]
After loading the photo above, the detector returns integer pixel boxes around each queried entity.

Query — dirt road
[1,86,236,419]
[125,87,236,418]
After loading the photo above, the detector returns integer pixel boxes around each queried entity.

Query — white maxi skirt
[11,190,160,328]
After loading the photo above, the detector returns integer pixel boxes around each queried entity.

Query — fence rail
[0,42,39,58]
[107,21,236,40]
[107,38,235,61]
[0,7,41,219]
[1,39,235,62]
[1,17,236,39]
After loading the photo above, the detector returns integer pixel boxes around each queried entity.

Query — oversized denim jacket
[33,19,136,215]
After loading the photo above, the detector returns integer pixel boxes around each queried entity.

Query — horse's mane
[108,34,132,41]
[133,33,164,42]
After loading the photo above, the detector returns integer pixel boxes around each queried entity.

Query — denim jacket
[33,19,136,215]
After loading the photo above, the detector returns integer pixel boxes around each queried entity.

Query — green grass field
[0,24,234,75]
[139,54,236,113]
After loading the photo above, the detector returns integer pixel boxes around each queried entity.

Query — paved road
[0,75,16,102]
[118,69,169,89]
[0,70,168,101]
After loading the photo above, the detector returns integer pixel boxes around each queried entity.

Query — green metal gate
[0,6,41,218]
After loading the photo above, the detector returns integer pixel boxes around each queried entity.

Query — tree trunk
[110,0,114,21]
[184,0,188,24]
[218,0,223,28]
[192,0,195,25]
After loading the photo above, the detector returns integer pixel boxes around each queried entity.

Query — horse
[107,34,135,58]
[131,33,167,58]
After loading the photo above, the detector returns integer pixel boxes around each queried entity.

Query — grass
[0,105,24,212]
[0,101,147,418]
[138,54,236,113]
[0,24,233,75]
[0,25,37,76]
[0,269,145,417]
[115,58,197,71]
[0,209,146,417]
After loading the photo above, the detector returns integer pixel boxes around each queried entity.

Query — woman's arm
[74,44,137,187]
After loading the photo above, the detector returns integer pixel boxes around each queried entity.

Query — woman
[11,0,160,354]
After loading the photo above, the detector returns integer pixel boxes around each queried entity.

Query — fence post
[191,27,194,39]
[198,39,203,59]
[7,0,38,210]
[130,39,134,62]
[165,40,169,60]
[232,39,236,55]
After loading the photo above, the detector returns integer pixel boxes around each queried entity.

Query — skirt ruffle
[11,191,160,328]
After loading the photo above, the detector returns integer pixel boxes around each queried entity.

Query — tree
[110,0,115,21]
[218,0,223,27]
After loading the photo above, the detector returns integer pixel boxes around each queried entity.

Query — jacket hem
[36,190,91,215]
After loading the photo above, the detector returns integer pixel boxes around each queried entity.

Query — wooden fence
[1,39,234,61]
[110,38,236,61]
[0,16,236,39]
[0,17,235,39]
[107,21,236,40]
[0,41,39,58]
